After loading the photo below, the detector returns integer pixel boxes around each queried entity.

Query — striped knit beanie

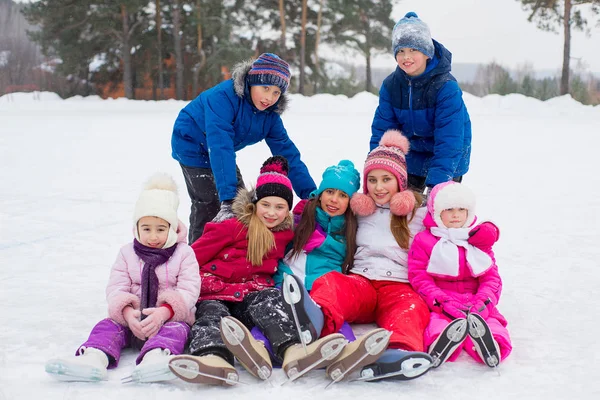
[392,12,434,58]
[246,53,291,93]
[363,129,410,193]
[254,155,294,209]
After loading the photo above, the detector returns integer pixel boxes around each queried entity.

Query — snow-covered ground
[1,90,599,399]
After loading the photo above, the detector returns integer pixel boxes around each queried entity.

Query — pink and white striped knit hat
[254,155,294,209]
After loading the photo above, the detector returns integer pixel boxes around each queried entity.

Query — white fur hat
[427,181,476,228]
[133,173,179,248]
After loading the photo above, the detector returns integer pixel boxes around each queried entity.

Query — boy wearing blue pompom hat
[371,12,472,198]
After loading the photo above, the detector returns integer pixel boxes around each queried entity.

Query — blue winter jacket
[171,60,316,201]
[274,207,347,291]
[371,40,471,187]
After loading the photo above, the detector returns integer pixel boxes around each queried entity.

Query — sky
[1,89,599,399]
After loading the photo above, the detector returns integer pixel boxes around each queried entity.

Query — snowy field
[1,90,599,399]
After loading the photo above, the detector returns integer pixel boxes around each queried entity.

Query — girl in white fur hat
[45,173,200,383]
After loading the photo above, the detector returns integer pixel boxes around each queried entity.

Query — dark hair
[291,196,358,274]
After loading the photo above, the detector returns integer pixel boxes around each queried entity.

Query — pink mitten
[123,306,145,340]
[140,307,172,338]
[470,297,493,319]
[468,222,500,248]
[441,300,469,320]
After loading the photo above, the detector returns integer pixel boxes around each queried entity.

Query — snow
[1,90,599,399]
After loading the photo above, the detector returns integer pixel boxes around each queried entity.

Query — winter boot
[128,348,175,383]
[169,354,239,386]
[325,328,390,383]
[45,346,109,382]
[357,349,432,382]
[428,317,469,368]
[282,273,324,345]
[467,313,501,368]
[282,333,347,382]
[220,316,272,380]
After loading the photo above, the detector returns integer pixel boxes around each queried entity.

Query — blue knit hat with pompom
[312,160,360,198]
[392,12,435,59]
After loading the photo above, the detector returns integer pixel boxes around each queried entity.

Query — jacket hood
[426,181,477,228]
[231,59,289,115]
[232,187,293,232]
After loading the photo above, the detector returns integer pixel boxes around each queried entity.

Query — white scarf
[428,227,493,277]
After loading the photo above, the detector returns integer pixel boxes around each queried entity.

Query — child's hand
[441,300,469,320]
[140,307,171,339]
[468,222,500,248]
[123,306,145,340]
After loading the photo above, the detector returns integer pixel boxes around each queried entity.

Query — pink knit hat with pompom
[351,129,415,216]
[254,155,294,209]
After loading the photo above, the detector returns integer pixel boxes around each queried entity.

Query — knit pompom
[404,11,418,18]
[260,155,289,176]
[390,191,416,216]
[350,193,378,217]
[143,173,178,193]
[379,130,410,154]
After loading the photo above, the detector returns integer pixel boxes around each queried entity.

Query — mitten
[140,307,172,338]
[441,299,469,320]
[212,200,234,223]
[293,199,309,216]
[468,222,500,248]
[123,306,145,340]
[470,297,492,320]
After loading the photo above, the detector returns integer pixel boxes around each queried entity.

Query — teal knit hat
[312,160,360,198]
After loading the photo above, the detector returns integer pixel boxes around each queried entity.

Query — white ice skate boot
[125,348,176,383]
[45,346,109,382]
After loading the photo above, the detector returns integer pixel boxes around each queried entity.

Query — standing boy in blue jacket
[371,12,471,197]
[171,53,316,243]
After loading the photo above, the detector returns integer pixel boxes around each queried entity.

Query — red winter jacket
[191,189,294,302]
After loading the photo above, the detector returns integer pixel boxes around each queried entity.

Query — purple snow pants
[77,318,190,368]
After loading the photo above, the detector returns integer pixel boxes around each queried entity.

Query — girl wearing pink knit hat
[281,130,434,382]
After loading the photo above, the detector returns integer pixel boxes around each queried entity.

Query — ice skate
[325,328,391,385]
[355,349,432,382]
[45,347,108,382]
[429,317,468,368]
[122,348,175,383]
[282,333,347,383]
[467,313,501,368]
[282,273,324,347]
[169,354,239,386]
[220,316,272,380]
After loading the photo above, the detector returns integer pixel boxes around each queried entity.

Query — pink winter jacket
[408,213,507,326]
[105,221,200,326]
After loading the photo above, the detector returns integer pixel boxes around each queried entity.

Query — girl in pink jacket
[45,174,200,383]
[408,181,512,369]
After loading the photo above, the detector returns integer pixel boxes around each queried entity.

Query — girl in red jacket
[408,181,511,368]
[168,156,347,386]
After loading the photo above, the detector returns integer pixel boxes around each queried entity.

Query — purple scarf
[133,239,177,317]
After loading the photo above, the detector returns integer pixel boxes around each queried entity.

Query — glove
[140,307,172,339]
[470,297,492,319]
[123,306,145,340]
[441,299,469,320]
[293,199,309,217]
[212,200,234,223]
[468,222,500,248]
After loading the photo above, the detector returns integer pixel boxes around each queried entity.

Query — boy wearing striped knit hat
[172,53,316,244]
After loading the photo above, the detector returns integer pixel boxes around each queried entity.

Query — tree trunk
[278,0,286,52]
[299,0,307,94]
[156,0,163,100]
[561,0,571,95]
[192,0,206,97]
[313,0,322,94]
[121,5,133,99]
[361,10,372,93]
[172,0,184,100]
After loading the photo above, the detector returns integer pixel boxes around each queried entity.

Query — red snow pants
[310,272,430,352]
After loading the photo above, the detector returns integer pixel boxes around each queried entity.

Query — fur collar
[231,59,289,115]
[232,187,293,232]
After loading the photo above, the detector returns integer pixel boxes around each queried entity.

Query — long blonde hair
[240,202,276,266]
[389,191,422,249]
